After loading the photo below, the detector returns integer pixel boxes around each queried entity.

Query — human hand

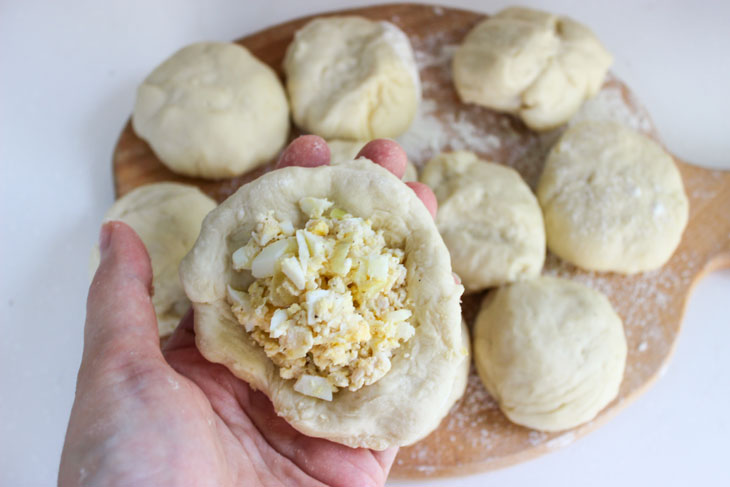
[59,137,437,487]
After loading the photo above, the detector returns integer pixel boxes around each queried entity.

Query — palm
[155,319,395,487]
[60,224,394,487]
[61,139,417,486]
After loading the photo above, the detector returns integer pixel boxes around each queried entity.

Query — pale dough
[90,183,216,336]
[452,7,612,131]
[284,17,420,140]
[180,160,467,450]
[133,42,289,179]
[420,151,545,292]
[474,276,627,432]
[327,139,418,181]
[537,121,689,273]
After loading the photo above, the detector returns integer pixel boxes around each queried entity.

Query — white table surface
[1,1,728,485]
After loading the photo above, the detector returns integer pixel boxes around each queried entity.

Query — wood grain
[112,3,730,479]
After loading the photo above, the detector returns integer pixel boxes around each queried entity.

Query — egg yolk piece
[227,197,415,401]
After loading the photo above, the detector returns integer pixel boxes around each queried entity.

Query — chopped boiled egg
[299,197,333,218]
[269,309,289,338]
[226,197,414,400]
[294,374,333,401]
[280,256,306,290]
[251,237,294,278]
[231,240,260,271]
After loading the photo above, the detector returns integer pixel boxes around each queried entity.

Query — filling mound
[227,197,414,401]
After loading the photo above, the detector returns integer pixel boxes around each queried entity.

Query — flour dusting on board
[398,33,548,188]
[544,250,699,392]
[391,22,707,477]
[569,74,654,133]
[396,368,501,467]
[397,35,659,189]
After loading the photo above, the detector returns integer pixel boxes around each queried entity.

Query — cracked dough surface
[180,160,467,450]
[284,17,420,140]
[90,183,216,336]
[474,276,627,432]
[537,121,689,273]
[452,7,612,131]
[133,42,289,179]
[421,151,545,292]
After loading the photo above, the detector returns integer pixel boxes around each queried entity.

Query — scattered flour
[528,430,548,446]
[392,24,705,477]
[546,432,576,449]
[569,75,654,133]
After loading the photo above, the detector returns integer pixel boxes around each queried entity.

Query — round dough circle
[420,151,545,292]
[132,42,290,179]
[537,121,689,273]
[90,183,217,336]
[452,7,612,131]
[180,160,467,450]
[327,139,418,181]
[474,276,627,431]
[284,17,421,140]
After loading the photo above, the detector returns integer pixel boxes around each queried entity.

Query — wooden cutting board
[112,3,730,479]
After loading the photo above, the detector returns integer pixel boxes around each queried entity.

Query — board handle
[676,161,730,277]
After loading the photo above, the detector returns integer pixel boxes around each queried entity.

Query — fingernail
[99,222,113,254]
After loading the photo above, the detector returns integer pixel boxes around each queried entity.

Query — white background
[1,1,729,485]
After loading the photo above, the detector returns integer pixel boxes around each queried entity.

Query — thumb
[84,221,162,363]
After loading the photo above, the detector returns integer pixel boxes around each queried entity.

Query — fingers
[276,135,330,169]
[277,136,437,219]
[84,221,162,364]
[371,447,399,479]
[241,387,391,487]
[406,182,438,219]
[356,139,407,179]
[354,140,437,219]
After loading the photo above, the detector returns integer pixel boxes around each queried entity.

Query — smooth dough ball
[327,139,418,181]
[284,17,421,140]
[537,121,689,273]
[133,42,290,179]
[180,160,467,450]
[90,183,217,336]
[421,151,545,292]
[453,7,612,131]
[474,276,627,431]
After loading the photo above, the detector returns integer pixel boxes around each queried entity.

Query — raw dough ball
[90,183,217,336]
[327,139,418,181]
[180,160,466,450]
[537,121,689,273]
[133,42,290,179]
[453,7,612,131]
[474,276,627,431]
[420,151,545,292]
[284,17,421,140]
